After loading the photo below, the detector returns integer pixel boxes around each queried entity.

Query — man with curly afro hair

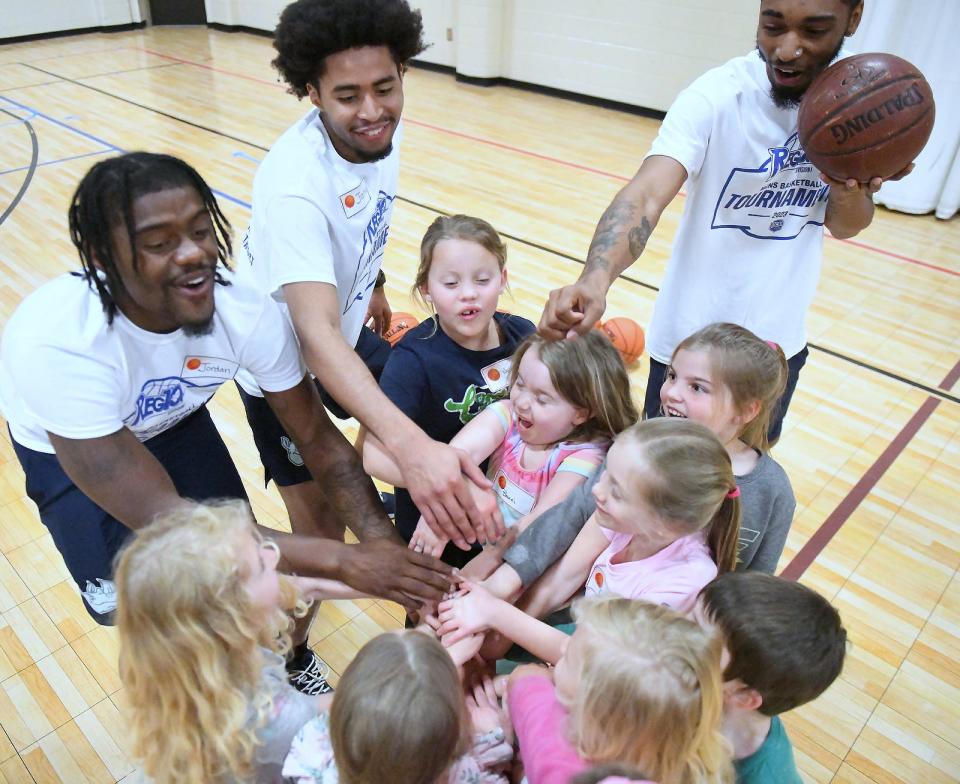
[233,0,503,691]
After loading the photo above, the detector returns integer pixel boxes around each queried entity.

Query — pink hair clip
[726,486,741,499]
[765,340,779,352]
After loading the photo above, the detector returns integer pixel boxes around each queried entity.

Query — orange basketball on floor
[384,312,420,346]
[601,317,645,364]
[797,53,935,182]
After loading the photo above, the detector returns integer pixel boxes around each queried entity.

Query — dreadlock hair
[272,0,427,98]
[67,152,232,324]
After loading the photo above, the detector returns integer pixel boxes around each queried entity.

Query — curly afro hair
[273,0,427,98]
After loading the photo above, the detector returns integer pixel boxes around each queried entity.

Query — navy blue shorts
[239,325,392,488]
[10,406,247,624]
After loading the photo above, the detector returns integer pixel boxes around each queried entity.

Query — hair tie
[765,340,779,352]
[726,486,741,499]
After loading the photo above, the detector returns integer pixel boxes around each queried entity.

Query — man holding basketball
[540,0,909,442]
[236,0,501,556]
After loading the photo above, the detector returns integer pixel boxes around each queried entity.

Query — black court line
[0,63,183,96]
[18,64,960,405]
[78,61,185,80]
[0,107,39,227]
[0,80,63,93]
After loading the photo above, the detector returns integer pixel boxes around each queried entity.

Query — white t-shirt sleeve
[646,86,716,179]
[5,338,126,440]
[239,296,308,393]
[262,195,337,295]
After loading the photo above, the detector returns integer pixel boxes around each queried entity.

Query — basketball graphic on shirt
[498,475,507,489]
[594,570,604,589]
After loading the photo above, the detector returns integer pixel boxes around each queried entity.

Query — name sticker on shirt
[339,182,371,218]
[180,355,239,384]
[480,358,512,394]
[492,468,535,518]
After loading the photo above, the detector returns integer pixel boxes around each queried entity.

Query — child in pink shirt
[437,418,740,664]
[507,597,732,784]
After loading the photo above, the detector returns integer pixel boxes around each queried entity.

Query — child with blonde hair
[507,597,732,784]
[438,418,740,665]
[363,214,535,566]
[116,501,359,784]
[283,630,513,783]
[368,329,637,560]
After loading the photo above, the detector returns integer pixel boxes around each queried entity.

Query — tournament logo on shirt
[343,190,396,317]
[712,132,830,240]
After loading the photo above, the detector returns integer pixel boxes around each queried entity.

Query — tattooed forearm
[627,217,653,259]
[585,198,636,274]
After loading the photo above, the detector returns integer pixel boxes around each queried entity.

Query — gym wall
[0,0,145,40]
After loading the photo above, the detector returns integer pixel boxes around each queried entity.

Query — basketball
[384,312,420,346]
[797,53,935,183]
[601,317,645,364]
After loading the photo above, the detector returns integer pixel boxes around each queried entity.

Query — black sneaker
[380,491,396,521]
[287,647,333,695]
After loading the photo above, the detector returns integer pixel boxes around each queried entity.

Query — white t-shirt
[235,108,401,395]
[0,270,306,454]
[645,49,849,362]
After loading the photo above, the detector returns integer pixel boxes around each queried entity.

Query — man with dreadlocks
[234,0,503,566]
[0,153,454,674]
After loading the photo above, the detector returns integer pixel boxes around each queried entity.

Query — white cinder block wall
[413,0,759,111]
[0,0,143,39]
[3,0,760,114]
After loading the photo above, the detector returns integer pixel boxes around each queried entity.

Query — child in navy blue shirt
[363,215,535,566]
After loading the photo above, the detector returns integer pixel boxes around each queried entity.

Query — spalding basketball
[384,312,419,346]
[798,53,935,183]
[601,317,645,365]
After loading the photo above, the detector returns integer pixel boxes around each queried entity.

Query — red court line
[831,236,959,278]
[941,358,960,391]
[780,396,940,581]
[133,46,955,276]
[780,356,960,581]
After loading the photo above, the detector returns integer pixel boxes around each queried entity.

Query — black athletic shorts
[239,325,392,487]
[10,406,248,624]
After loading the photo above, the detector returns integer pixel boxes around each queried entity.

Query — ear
[305,82,323,112]
[419,284,432,303]
[845,2,864,36]
[723,679,763,712]
[739,398,761,427]
[571,406,590,427]
[498,267,508,293]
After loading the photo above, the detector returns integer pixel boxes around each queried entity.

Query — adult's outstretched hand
[338,538,454,611]
[538,272,608,341]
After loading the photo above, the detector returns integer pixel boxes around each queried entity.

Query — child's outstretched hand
[444,632,485,669]
[437,580,499,643]
[466,675,504,735]
[409,516,448,558]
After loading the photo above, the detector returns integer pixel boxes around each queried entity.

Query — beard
[757,35,846,109]
[182,318,215,338]
[349,141,393,163]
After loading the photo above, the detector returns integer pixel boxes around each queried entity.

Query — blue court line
[0,149,111,176]
[0,94,252,210]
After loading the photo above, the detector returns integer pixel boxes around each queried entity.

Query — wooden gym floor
[0,26,957,784]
